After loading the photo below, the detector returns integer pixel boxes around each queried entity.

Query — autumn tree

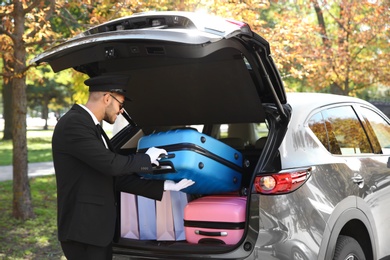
[0,0,58,220]
[1,56,13,139]
[257,0,390,97]
[0,0,178,221]
[0,0,101,220]
[0,0,125,220]
[312,0,390,97]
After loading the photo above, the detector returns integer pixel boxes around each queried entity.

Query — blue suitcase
[137,129,243,194]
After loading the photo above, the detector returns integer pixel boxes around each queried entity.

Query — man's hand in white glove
[164,179,195,191]
[145,147,167,166]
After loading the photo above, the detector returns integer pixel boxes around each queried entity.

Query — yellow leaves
[71,71,89,104]
[0,0,387,97]
[2,51,14,64]
[259,0,390,94]
[290,67,304,79]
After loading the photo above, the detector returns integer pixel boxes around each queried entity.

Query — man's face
[103,93,125,124]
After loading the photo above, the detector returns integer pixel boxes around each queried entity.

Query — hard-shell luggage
[183,195,246,245]
[137,128,243,194]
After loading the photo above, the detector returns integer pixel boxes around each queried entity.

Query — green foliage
[49,2,90,38]
[27,65,75,120]
[0,130,53,166]
[0,176,64,259]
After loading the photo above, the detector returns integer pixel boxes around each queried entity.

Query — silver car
[33,11,390,260]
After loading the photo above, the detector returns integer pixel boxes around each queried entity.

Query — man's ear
[102,93,110,105]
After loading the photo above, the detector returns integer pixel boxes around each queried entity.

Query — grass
[0,130,63,259]
[0,127,114,166]
[0,176,65,259]
[0,127,115,259]
[0,130,53,166]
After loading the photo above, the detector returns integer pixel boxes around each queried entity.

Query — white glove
[145,147,167,166]
[164,179,195,191]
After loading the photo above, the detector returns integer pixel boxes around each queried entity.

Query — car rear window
[360,107,390,154]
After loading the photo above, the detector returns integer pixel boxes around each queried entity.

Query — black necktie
[96,124,114,151]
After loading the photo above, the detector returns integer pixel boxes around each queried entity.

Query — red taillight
[254,167,311,195]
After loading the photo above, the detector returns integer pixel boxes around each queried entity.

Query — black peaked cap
[84,74,131,101]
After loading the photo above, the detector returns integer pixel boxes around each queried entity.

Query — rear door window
[309,105,372,155]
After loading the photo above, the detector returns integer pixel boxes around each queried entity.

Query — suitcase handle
[152,165,173,171]
[158,153,175,159]
[151,154,176,172]
[195,230,228,237]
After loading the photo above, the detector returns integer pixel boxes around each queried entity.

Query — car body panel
[263,92,390,260]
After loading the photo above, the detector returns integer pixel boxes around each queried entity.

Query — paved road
[0,161,55,182]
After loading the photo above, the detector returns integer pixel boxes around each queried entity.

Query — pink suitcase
[184,195,246,245]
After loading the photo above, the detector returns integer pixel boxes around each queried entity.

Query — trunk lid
[32,11,287,127]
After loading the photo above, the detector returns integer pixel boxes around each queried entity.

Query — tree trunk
[12,76,34,220]
[42,99,49,130]
[2,70,13,140]
[12,0,34,220]
[312,0,330,49]
[330,83,345,95]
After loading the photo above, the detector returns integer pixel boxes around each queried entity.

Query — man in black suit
[52,74,193,260]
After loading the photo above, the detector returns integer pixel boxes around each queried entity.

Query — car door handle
[352,174,364,187]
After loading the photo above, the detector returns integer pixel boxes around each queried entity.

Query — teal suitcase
[137,129,243,194]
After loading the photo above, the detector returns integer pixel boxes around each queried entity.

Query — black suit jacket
[52,104,164,247]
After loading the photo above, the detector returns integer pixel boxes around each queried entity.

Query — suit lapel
[97,123,115,151]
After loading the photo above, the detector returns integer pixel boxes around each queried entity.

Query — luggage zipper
[184,220,245,230]
[139,143,243,173]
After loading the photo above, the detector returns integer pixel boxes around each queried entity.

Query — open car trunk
[108,105,291,259]
[109,121,273,259]
[32,11,289,259]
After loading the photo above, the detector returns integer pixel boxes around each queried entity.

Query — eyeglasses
[109,94,124,110]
